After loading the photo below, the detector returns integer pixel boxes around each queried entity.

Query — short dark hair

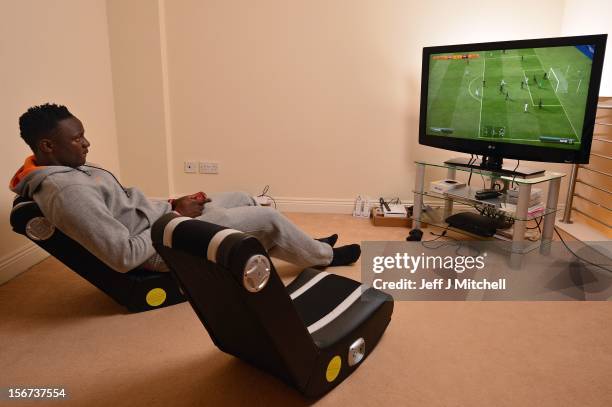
[19,103,74,150]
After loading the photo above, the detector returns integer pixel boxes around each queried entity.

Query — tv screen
[419,34,607,164]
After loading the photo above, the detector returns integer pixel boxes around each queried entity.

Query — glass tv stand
[412,160,565,253]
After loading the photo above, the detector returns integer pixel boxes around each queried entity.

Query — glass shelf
[410,206,543,254]
[413,187,560,221]
[412,158,565,252]
[415,160,565,185]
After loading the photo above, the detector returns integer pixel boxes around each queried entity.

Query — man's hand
[172,194,205,218]
[190,192,210,203]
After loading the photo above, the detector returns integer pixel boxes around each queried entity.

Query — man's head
[19,103,90,168]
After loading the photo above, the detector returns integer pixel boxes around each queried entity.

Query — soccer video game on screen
[426,45,595,150]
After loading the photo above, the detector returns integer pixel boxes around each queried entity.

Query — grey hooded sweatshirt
[10,156,171,272]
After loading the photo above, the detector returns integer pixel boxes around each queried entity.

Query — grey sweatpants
[197,192,333,267]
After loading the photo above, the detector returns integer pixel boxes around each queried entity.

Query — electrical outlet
[199,162,219,174]
[184,161,197,173]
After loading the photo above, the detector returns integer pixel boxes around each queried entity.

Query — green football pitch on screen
[426,46,593,150]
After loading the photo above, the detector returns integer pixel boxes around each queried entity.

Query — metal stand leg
[444,167,456,219]
[513,183,531,244]
[413,163,425,230]
[510,184,531,270]
[561,164,578,224]
[540,178,561,255]
[510,183,531,267]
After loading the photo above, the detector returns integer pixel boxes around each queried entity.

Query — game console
[430,179,466,194]
[378,197,407,218]
[506,188,542,206]
[445,212,500,237]
[382,204,407,218]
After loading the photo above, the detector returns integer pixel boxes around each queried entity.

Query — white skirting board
[273,197,522,214]
[274,197,358,213]
[273,197,443,214]
[0,243,49,285]
[272,198,565,215]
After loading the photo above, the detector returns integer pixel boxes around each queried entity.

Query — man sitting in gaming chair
[10,103,361,273]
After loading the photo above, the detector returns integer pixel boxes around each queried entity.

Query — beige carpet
[2,213,612,406]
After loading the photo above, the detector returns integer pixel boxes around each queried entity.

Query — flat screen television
[419,34,607,172]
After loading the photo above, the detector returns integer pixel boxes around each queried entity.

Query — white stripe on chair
[306,286,363,334]
[11,201,35,213]
[289,272,329,300]
[162,216,191,248]
[206,229,242,262]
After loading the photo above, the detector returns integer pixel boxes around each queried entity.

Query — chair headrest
[11,196,37,218]
[10,196,56,241]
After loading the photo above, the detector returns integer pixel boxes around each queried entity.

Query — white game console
[430,179,466,194]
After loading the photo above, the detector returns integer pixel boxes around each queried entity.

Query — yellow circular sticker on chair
[326,356,342,382]
[146,288,167,307]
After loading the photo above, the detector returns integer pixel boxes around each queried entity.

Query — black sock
[329,244,361,267]
[316,234,338,247]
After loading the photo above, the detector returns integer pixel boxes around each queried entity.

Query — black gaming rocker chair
[10,196,186,312]
[151,212,394,397]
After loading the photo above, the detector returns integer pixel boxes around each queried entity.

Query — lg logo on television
[487,145,496,150]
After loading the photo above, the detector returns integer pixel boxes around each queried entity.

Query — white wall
[162,0,565,204]
[561,0,611,96]
[0,0,119,283]
[106,0,172,197]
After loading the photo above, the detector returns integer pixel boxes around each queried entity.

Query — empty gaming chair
[152,212,394,397]
[10,196,186,312]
